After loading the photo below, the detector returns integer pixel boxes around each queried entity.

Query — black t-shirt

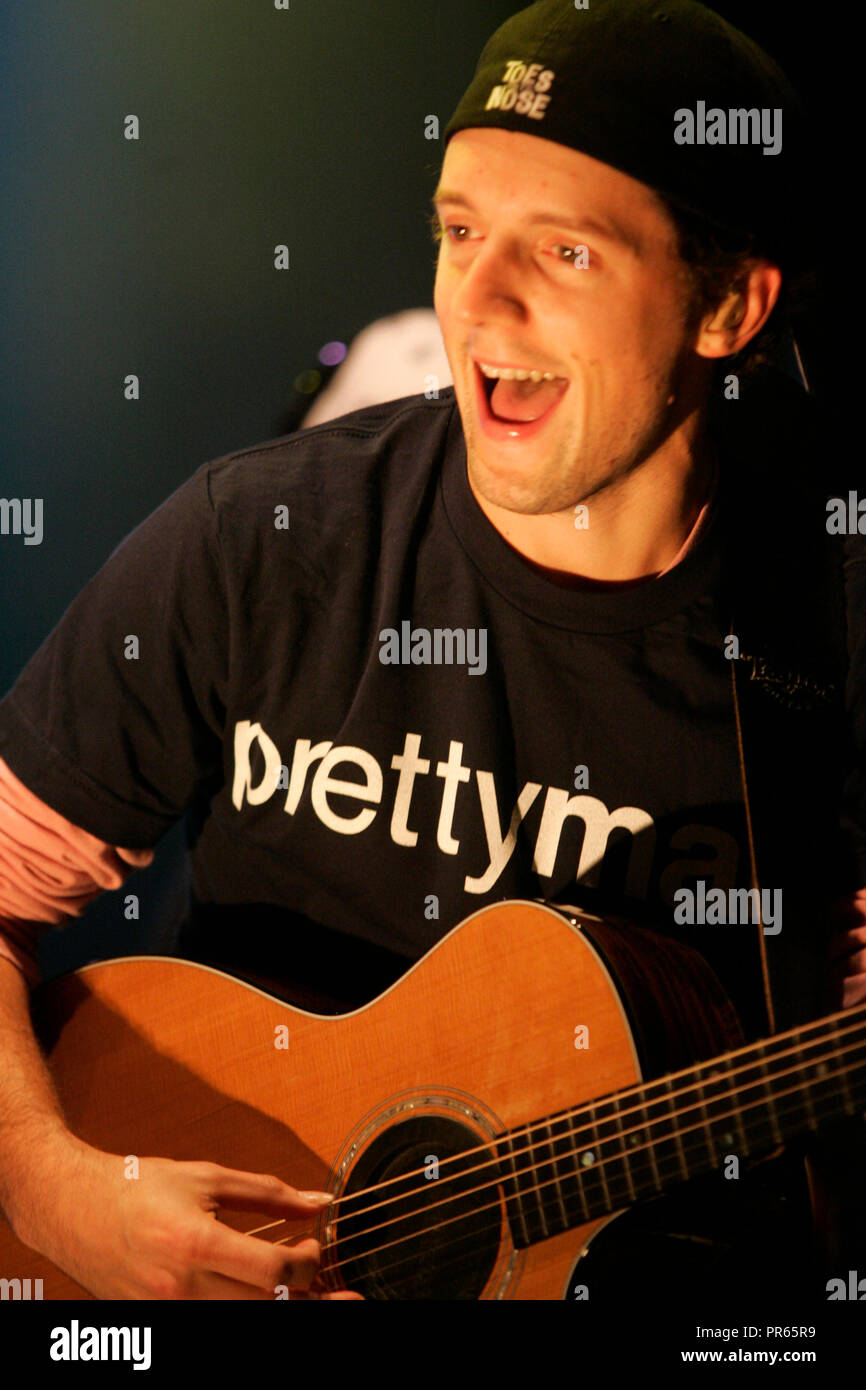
[0,381,861,1038]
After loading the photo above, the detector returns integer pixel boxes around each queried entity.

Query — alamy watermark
[0,1276,43,1299]
[674,102,782,156]
[0,497,43,545]
[827,1270,866,1299]
[379,622,487,676]
[673,880,782,935]
[49,1321,151,1370]
[826,492,866,534]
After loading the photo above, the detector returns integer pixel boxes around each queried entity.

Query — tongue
[490,375,565,422]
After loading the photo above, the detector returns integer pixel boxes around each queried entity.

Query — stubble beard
[465,420,659,519]
[460,358,688,519]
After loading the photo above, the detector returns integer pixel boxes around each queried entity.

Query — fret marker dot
[628,1134,639,1146]
[723,1133,734,1145]
[581,1151,595,1167]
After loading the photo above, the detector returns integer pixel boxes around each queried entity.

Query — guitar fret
[758,1043,783,1147]
[548,1111,588,1228]
[611,1094,637,1204]
[576,1102,618,1211]
[590,1109,612,1209]
[571,1109,607,1217]
[712,1055,749,1159]
[613,1088,659,1200]
[804,1052,860,1126]
[690,1066,719,1168]
[763,1031,812,1140]
[531,1126,552,1243]
[639,1085,664,1193]
[523,1125,553,1243]
[797,1030,819,1131]
[568,1127,592,1220]
[544,1117,569,1230]
[662,1075,690,1182]
[634,1080,680,1189]
[588,1096,642,1209]
[829,1018,855,1115]
[499,1132,531,1248]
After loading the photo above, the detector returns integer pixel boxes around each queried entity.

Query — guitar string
[243,1006,866,1237]
[300,1044,866,1271]
[295,1004,866,1218]
[326,1053,866,1285]
[241,1007,866,1236]
[242,1030,866,1274]
[242,1014,866,1240]
[274,1050,866,1293]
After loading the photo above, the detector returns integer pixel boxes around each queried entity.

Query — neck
[499,1002,866,1246]
[469,412,717,588]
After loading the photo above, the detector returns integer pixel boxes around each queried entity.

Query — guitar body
[0,901,809,1299]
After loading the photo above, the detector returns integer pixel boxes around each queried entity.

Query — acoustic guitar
[1,900,863,1299]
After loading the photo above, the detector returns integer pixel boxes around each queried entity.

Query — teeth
[477,362,560,382]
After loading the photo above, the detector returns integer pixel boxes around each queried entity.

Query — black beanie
[443,0,807,269]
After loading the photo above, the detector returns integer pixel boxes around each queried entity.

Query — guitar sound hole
[333,1116,503,1299]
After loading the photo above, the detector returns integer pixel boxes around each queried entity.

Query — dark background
[0,1,835,978]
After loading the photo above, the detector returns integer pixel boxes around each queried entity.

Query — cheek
[584,312,684,404]
[433,259,452,323]
[543,303,641,392]
[633,281,692,358]
[581,274,686,358]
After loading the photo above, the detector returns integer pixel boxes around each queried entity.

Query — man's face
[433,128,703,516]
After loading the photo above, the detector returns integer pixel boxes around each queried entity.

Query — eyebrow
[430,188,637,251]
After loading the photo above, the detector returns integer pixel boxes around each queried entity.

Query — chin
[467,456,570,516]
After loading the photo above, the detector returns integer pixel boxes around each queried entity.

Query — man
[0,0,863,1302]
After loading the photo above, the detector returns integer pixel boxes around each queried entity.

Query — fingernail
[300,1190,335,1204]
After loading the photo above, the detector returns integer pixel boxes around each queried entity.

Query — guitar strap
[719,357,852,1041]
[729,644,776,1033]
[729,336,815,1038]
[712,352,865,1269]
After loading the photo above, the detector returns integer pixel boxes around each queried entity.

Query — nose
[449,237,527,327]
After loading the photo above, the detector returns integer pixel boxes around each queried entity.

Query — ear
[694,260,783,360]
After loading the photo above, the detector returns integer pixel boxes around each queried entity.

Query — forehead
[436,128,675,251]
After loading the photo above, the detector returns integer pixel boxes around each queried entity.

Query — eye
[429,209,476,245]
[553,243,592,269]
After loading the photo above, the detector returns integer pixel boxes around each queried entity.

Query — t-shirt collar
[439,397,724,634]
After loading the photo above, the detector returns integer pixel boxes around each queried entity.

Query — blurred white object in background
[301,308,453,427]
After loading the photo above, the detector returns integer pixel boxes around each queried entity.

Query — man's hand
[11,1133,362,1299]
[829,917,866,1009]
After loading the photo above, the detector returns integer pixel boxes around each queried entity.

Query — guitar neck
[499,1002,866,1248]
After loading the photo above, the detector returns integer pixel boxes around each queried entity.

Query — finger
[291,1287,366,1301]
[186,1276,363,1301]
[828,925,866,961]
[186,1270,363,1300]
[837,947,866,976]
[829,942,866,980]
[291,1271,365,1301]
[842,972,866,1009]
[186,1270,278,1301]
[196,1165,334,1216]
[193,1221,321,1293]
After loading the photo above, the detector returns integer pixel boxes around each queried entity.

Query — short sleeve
[0,465,228,847]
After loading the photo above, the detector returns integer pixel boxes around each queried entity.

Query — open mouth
[473,359,569,436]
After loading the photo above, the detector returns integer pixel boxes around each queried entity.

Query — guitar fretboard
[496,1003,866,1248]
